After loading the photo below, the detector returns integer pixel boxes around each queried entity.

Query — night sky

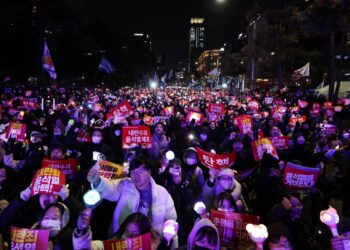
[102,0,254,67]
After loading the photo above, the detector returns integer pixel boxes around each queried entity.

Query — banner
[208,103,225,114]
[210,209,259,244]
[298,100,309,108]
[11,227,49,250]
[310,108,320,117]
[320,123,337,135]
[234,115,253,134]
[323,102,333,109]
[264,97,274,105]
[42,38,57,79]
[185,111,204,125]
[288,116,307,126]
[106,100,134,120]
[30,168,65,196]
[20,98,38,109]
[195,147,236,169]
[283,162,320,190]
[268,136,289,150]
[251,138,278,161]
[98,160,125,180]
[103,233,151,250]
[122,126,152,149]
[4,122,27,142]
[42,159,78,177]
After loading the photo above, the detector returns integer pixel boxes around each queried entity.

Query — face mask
[297,138,305,144]
[200,134,208,141]
[92,136,102,144]
[219,180,232,190]
[343,133,349,139]
[114,130,121,136]
[186,158,196,166]
[41,219,61,237]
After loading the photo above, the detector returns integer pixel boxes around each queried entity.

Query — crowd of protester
[0,83,350,250]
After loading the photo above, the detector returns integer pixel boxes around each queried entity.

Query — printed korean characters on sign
[268,136,290,150]
[98,160,125,180]
[185,110,204,125]
[251,138,279,161]
[234,115,253,134]
[195,147,236,169]
[122,126,152,149]
[208,103,225,115]
[247,100,259,111]
[298,100,309,108]
[310,108,321,117]
[210,209,259,245]
[30,168,65,196]
[4,122,27,142]
[103,233,151,250]
[283,162,320,190]
[42,159,78,177]
[319,123,337,135]
[106,100,134,120]
[288,116,307,126]
[11,227,49,250]
[20,98,38,110]
[323,102,333,109]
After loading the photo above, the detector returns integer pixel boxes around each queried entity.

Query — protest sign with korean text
[320,123,337,135]
[185,110,204,125]
[106,100,134,120]
[195,147,236,169]
[103,233,151,250]
[251,138,279,161]
[323,102,333,109]
[268,136,290,150]
[264,97,274,105]
[4,122,27,142]
[42,158,78,177]
[98,160,125,180]
[122,126,152,149]
[162,106,175,117]
[30,168,65,196]
[283,162,320,190]
[20,98,38,109]
[247,100,259,111]
[208,103,225,114]
[298,100,308,108]
[234,115,253,134]
[210,209,259,245]
[288,116,307,126]
[11,227,49,250]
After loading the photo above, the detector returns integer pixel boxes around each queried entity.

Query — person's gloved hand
[54,185,70,201]
[20,187,32,202]
[325,149,336,158]
[87,163,101,187]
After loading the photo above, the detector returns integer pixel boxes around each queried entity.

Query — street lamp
[216,0,226,3]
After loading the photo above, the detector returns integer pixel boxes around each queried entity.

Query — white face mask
[343,133,349,139]
[114,130,121,136]
[200,134,208,141]
[92,136,102,144]
[41,219,61,237]
[219,180,232,190]
[186,158,196,166]
[297,138,305,144]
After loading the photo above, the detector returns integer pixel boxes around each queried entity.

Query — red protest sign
[310,108,320,117]
[42,159,78,177]
[11,227,49,250]
[323,102,333,109]
[98,160,125,180]
[210,209,259,245]
[268,136,290,150]
[103,233,151,250]
[20,98,38,109]
[30,168,65,196]
[162,106,175,116]
[298,100,308,108]
[251,138,279,161]
[106,100,134,120]
[234,115,253,134]
[288,116,307,126]
[283,162,320,190]
[4,122,27,142]
[122,126,152,149]
[185,111,204,125]
[320,123,337,135]
[208,103,225,114]
[195,147,236,169]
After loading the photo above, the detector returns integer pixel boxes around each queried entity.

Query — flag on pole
[168,69,174,80]
[42,38,57,79]
[208,67,220,77]
[292,62,310,79]
[98,56,116,74]
[161,73,167,82]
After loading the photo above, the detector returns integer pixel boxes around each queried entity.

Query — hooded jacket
[187,218,220,250]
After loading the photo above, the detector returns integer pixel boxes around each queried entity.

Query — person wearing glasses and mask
[87,155,178,248]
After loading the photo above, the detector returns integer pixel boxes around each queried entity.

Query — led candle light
[194,201,206,215]
[246,224,268,249]
[83,189,101,207]
[320,207,340,237]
